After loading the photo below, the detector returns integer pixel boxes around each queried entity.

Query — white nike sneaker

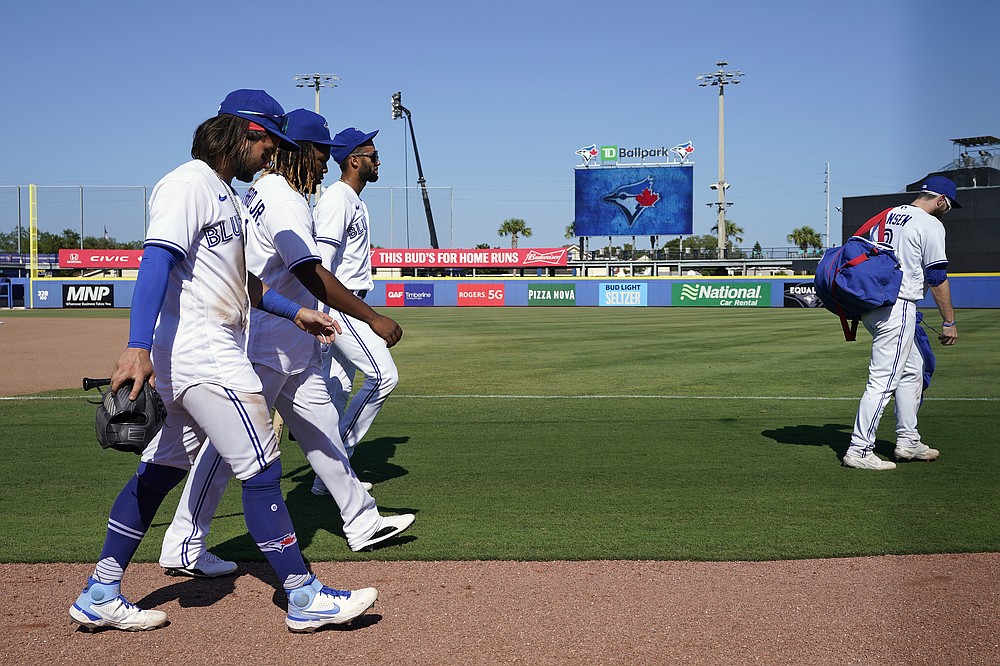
[894,442,940,461]
[843,452,896,470]
[285,576,377,633]
[70,578,168,632]
[349,513,416,552]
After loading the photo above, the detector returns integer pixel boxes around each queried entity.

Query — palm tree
[787,226,823,252]
[709,219,745,248]
[498,218,532,249]
[564,222,576,239]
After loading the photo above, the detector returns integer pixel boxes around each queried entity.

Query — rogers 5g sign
[457,284,505,306]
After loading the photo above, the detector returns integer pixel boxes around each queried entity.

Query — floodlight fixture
[697,61,744,258]
[294,73,340,113]
[390,91,439,248]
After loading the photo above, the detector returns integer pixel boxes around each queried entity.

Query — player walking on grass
[311,127,400,496]
[842,175,959,471]
[158,110,412,569]
[70,90,378,633]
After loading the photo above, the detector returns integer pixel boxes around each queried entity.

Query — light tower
[391,91,439,249]
[293,73,340,114]
[697,61,744,259]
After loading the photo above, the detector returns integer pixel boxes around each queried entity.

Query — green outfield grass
[2,307,998,563]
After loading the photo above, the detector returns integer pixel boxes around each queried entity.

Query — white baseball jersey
[865,204,947,302]
[313,180,374,292]
[144,159,261,399]
[243,173,322,374]
[312,179,397,458]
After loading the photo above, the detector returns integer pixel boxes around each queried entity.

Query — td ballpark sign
[673,282,770,307]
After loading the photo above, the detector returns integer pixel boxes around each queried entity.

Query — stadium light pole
[294,73,339,199]
[294,73,340,114]
[391,91,439,249]
[697,61,743,259]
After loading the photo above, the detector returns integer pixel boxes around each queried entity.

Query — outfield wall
[15,274,1000,310]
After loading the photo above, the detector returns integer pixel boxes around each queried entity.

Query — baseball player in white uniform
[70,90,378,634]
[158,110,413,567]
[311,127,400,496]
[843,175,959,470]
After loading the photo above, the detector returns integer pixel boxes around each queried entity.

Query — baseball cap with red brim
[217,89,298,151]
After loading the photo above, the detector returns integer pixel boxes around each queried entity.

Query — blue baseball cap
[283,109,341,148]
[217,89,298,151]
[330,127,379,164]
[919,175,962,209]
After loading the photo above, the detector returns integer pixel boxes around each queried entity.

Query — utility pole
[697,61,743,259]
[825,162,831,249]
[391,91,439,249]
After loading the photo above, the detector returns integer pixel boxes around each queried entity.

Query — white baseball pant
[848,298,924,456]
[322,310,399,457]
[159,362,380,568]
[141,382,279,481]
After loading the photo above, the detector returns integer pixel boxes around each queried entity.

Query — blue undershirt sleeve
[925,265,948,287]
[128,245,180,350]
[258,288,303,321]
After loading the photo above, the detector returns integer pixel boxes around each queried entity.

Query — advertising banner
[784,281,822,308]
[527,284,577,306]
[457,283,505,306]
[59,249,142,269]
[574,165,693,237]
[371,248,567,268]
[385,283,435,307]
[599,282,647,307]
[673,282,770,307]
[63,283,114,308]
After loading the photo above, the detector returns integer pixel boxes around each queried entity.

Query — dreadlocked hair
[191,115,269,170]
[265,140,322,196]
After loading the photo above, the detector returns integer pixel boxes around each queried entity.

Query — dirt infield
[2,316,999,665]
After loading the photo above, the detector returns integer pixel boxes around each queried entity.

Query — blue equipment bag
[814,208,902,341]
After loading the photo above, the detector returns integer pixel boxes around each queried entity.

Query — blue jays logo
[670,141,694,163]
[576,144,599,166]
[602,177,660,226]
[258,533,298,553]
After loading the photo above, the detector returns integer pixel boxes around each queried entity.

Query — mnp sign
[575,164,693,237]
[63,284,114,308]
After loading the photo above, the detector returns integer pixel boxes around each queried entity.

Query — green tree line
[0,226,142,254]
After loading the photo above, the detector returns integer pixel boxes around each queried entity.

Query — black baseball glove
[85,377,167,454]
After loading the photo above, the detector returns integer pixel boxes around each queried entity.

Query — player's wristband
[942,321,955,327]
[258,288,302,321]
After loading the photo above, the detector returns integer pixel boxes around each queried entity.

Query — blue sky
[2,0,996,250]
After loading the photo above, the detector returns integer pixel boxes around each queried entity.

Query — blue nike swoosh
[219,194,228,201]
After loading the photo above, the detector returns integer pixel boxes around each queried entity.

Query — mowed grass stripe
[1,307,997,563]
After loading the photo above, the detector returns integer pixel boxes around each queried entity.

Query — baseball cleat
[311,476,373,495]
[894,443,940,461]
[285,576,377,633]
[70,577,168,632]
[843,452,896,470]
[349,513,416,552]
[162,551,237,578]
